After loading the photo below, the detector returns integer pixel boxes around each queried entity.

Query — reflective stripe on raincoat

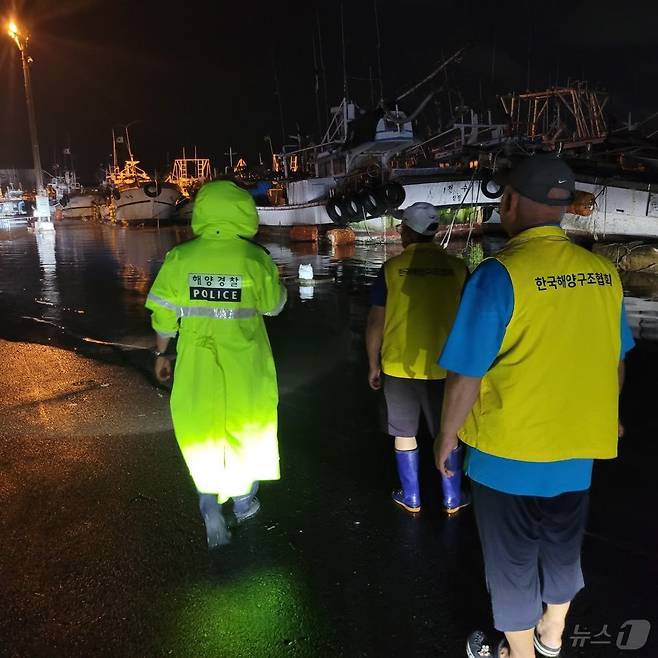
[146,180,286,502]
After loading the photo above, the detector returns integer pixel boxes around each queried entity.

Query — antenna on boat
[272,53,286,148]
[312,33,323,139]
[316,9,329,126]
[373,0,384,104]
[112,128,118,169]
[526,25,532,90]
[340,3,348,100]
[125,126,134,161]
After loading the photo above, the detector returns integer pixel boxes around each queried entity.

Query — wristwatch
[154,350,165,357]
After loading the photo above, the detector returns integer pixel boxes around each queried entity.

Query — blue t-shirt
[439,258,635,497]
[369,267,387,306]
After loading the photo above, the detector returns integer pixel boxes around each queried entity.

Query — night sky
[1,0,657,182]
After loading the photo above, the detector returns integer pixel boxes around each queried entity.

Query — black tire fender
[380,181,406,209]
[144,182,161,198]
[480,170,504,199]
[326,198,349,225]
[359,187,388,216]
[343,195,363,222]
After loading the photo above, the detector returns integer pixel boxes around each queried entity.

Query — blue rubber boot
[392,448,421,512]
[233,481,261,524]
[442,445,471,515]
[198,493,231,549]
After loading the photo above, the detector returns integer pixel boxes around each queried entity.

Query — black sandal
[466,632,510,657]
[534,628,561,657]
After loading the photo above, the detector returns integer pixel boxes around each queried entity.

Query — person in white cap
[366,202,470,515]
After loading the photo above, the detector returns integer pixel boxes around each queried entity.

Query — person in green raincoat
[145,180,286,549]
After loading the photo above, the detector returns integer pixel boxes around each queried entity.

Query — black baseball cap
[494,155,576,206]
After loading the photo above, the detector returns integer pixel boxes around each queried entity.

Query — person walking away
[146,180,287,549]
[434,156,634,658]
[366,202,469,515]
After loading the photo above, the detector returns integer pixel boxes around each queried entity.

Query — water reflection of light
[35,228,61,319]
[172,569,325,654]
[299,285,314,301]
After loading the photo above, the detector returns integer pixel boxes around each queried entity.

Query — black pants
[472,481,589,632]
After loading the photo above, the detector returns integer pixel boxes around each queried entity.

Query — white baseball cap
[397,202,440,236]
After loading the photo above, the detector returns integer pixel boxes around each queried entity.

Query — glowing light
[8,21,18,36]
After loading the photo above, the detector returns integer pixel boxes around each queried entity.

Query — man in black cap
[434,155,634,658]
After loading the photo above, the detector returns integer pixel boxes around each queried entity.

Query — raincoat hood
[192,180,259,239]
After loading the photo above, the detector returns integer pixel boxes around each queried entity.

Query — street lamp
[7,18,45,196]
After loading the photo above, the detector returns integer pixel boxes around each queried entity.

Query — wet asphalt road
[0,222,657,657]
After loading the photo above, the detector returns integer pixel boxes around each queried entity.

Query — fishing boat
[166,151,211,224]
[103,129,179,226]
[493,84,658,241]
[60,190,104,220]
[260,67,658,243]
[0,185,30,220]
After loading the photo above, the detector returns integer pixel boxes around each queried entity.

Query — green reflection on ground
[167,568,328,657]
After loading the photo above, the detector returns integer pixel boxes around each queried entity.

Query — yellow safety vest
[382,242,467,380]
[459,226,623,461]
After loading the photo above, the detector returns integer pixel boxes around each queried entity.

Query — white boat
[562,177,658,240]
[61,191,103,219]
[103,128,180,225]
[111,182,180,224]
[0,186,29,219]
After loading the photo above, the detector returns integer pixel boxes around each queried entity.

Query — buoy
[298,263,314,281]
[327,227,356,247]
[290,226,318,242]
[567,191,595,217]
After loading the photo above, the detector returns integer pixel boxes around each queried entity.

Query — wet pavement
[0,220,657,657]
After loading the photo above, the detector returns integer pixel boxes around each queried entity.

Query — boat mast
[316,9,329,126]
[340,2,349,140]
[374,0,384,104]
[312,34,323,139]
[272,55,286,149]
[112,128,118,170]
[125,126,135,161]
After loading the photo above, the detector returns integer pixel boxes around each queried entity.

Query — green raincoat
[146,181,286,502]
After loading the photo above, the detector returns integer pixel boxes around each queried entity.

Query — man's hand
[618,420,625,438]
[155,356,172,383]
[368,366,382,391]
[434,432,459,477]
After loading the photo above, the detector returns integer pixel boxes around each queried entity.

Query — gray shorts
[382,374,444,438]
[472,481,589,632]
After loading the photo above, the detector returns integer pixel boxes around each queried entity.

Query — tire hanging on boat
[343,196,363,222]
[480,170,504,199]
[379,182,406,209]
[112,188,121,201]
[326,198,350,225]
[144,181,161,198]
[359,187,388,216]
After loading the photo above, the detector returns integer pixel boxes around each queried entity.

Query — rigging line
[340,2,348,99]
[373,0,384,103]
[441,168,476,249]
[396,46,466,102]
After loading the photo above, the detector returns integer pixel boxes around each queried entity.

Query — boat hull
[256,178,500,230]
[111,186,179,225]
[61,193,102,219]
[563,180,658,240]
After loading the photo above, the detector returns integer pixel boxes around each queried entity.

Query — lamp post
[7,19,45,196]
